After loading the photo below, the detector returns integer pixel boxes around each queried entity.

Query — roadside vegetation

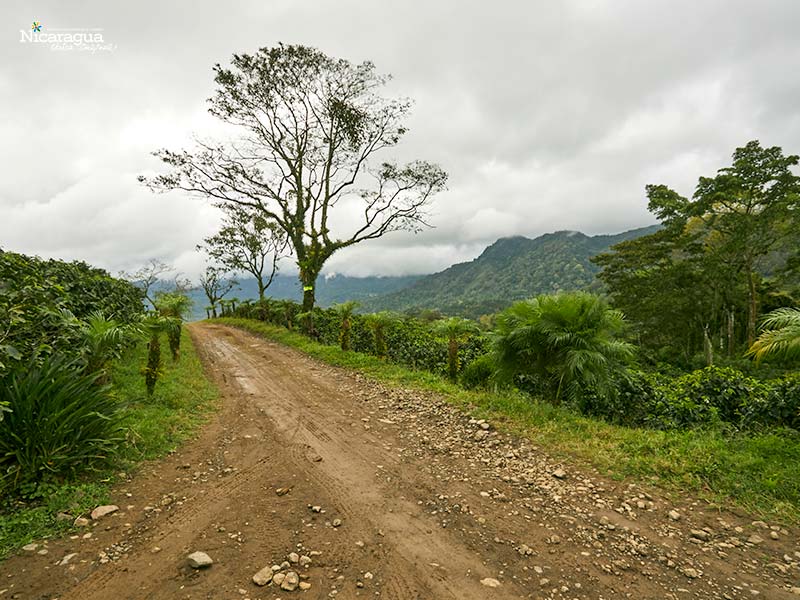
[0,251,217,558]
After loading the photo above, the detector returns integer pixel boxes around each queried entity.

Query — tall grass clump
[0,356,123,493]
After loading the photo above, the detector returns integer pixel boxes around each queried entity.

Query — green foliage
[595,141,800,362]
[0,328,218,558]
[73,311,140,377]
[0,356,124,493]
[579,366,800,433]
[492,292,635,405]
[154,292,192,361]
[577,370,657,427]
[365,311,399,358]
[154,292,192,319]
[741,376,800,431]
[459,354,496,390]
[140,314,180,396]
[331,301,360,351]
[649,367,765,430]
[432,317,480,379]
[748,307,800,362]
[0,251,144,375]
[231,298,488,377]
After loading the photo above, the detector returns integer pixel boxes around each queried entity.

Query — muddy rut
[1,323,798,600]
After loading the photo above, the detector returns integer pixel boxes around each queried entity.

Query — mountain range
[358,225,660,317]
[185,224,659,320]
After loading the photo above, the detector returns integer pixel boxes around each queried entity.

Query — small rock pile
[252,550,316,591]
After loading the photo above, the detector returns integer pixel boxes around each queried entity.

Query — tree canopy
[594,141,800,364]
[142,44,447,310]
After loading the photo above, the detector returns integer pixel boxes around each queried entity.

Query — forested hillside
[360,225,659,317]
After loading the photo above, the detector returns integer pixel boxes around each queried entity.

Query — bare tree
[141,44,447,311]
[199,266,237,317]
[197,205,288,301]
[121,259,172,306]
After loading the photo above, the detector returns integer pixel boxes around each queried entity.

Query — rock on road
[1,322,799,599]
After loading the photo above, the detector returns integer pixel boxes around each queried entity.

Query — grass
[0,328,218,559]
[217,317,800,525]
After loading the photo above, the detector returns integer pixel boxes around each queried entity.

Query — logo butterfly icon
[31,21,42,32]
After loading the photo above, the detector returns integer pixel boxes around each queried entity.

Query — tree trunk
[145,335,161,397]
[300,268,318,312]
[746,269,757,347]
[727,308,735,357]
[448,338,459,380]
[703,325,713,367]
[257,278,265,301]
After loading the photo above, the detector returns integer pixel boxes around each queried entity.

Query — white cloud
[2,0,799,281]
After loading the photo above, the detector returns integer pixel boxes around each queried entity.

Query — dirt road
[2,323,798,599]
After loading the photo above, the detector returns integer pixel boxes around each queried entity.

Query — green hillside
[361,225,660,317]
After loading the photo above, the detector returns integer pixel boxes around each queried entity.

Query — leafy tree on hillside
[593,227,735,362]
[685,142,800,345]
[198,206,288,301]
[141,44,447,312]
[595,141,800,361]
[492,292,635,405]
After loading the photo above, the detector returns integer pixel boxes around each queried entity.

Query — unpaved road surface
[2,323,799,599]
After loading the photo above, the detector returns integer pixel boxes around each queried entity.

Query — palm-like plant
[492,292,635,405]
[332,301,360,351]
[432,317,480,380]
[154,292,192,361]
[747,307,800,362]
[79,311,138,376]
[365,312,398,359]
[140,314,181,397]
[59,309,137,379]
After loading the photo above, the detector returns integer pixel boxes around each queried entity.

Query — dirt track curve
[2,322,799,600]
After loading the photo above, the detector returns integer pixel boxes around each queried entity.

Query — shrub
[578,370,662,427]
[0,355,124,492]
[0,251,144,376]
[741,376,800,431]
[459,354,496,390]
[671,367,766,426]
[492,292,635,405]
[432,317,480,380]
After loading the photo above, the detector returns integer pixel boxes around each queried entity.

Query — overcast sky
[3,0,800,280]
